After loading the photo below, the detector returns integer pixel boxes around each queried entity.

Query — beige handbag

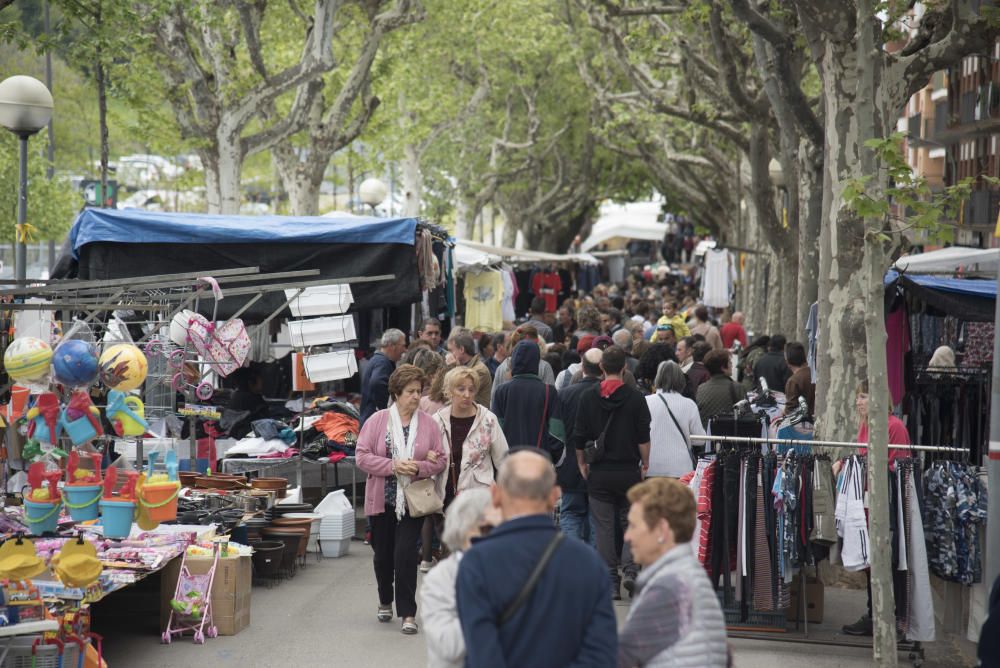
[403,477,443,518]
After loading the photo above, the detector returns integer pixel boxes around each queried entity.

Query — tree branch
[594,0,684,17]
[896,3,1000,103]
[727,0,787,45]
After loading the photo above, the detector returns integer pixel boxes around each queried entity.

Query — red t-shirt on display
[531,272,561,313]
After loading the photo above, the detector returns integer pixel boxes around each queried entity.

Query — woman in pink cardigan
[356,364,447,636]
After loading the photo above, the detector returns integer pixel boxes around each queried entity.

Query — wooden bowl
[269,517,313,533]
[194,476,246,491]
[178,472,198,488]
[251,477,288,497]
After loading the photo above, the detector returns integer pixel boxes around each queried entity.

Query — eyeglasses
[478,523,494,536]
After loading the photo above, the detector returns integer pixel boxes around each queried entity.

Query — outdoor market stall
[0,208,433,662]
[453,239,601,327]
[882,256,995,648]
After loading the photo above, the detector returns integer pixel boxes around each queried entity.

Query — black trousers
[589,469,641,581]
[370,509,423,618]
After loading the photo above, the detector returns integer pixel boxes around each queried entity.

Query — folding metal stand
[689,433,967,667]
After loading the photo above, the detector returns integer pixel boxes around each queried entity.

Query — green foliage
[845,133,971,245]
[0,133,80,242]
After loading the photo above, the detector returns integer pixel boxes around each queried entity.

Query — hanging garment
[463,270,504,332]
[606,256,626,284]
[702,249,733,308]
[963,322,995,369]
[906,468,936,642]
[753,467,775,611]
[893,467,908,574]
[697,460,717,571]
[885,307,910,405]
[836,456,870,571]
[684,459,710,559]
[811,457,837,545]
[501,268,517,323]
[923,463,959,581]
[530,271,561,312]
[805,302,819,382]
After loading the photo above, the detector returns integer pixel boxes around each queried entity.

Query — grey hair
[380,328,405,348]
[408,347,444,376]
[655,360,688,393]
[612,329,632,352]
[450,332,476,357]
[497,450,556,502]
[441,488,493,551]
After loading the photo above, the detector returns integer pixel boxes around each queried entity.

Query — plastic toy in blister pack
[105,390,149,437]
[25,393,61,445]
[59,392,103,446]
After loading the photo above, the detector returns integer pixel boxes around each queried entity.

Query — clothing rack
[689,434,941,664]
[692,434,968,454]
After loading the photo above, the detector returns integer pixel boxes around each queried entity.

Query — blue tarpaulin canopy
[55,208,423,319]
[884,269,996,298]
[885,269,995,321]
[68,208,417,259]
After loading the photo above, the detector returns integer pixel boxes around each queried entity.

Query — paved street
[92,542,971,667]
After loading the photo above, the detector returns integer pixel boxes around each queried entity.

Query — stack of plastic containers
[313,490,354,558]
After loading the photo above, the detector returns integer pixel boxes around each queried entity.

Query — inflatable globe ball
[52,339,100,387]
[4,337,53,383]
[99,344,148,391]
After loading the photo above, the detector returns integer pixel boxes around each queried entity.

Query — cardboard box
[787,578,824,623]
[162,554,252,635]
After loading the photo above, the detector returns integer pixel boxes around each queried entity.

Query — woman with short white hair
[645,360,705,478]
[419,489,500,668]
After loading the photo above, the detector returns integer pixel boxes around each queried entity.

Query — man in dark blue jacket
[456,450,617,668]
[491,340,565,464]
[556,348,602,544]
[359,329,406,425]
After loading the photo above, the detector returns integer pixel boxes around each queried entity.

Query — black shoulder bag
[498,532,565,625]
[657,393,697,469]
[583,407,616,465]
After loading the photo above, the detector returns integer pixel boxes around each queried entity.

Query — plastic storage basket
[285,285,353,317]
[2,635,85,668]
[302,351,357,383]
[287,316,356,347]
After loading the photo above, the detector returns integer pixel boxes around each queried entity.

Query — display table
[221,456,359,507]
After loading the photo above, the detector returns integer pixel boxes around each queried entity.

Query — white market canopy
[891,246,1000,274]
[454,239,599,271]
[581,201,665,252]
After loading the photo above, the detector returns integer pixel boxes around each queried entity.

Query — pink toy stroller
[161,545,219,644]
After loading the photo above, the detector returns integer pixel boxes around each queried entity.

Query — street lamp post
[768,157,788,228]
[0,76,54,283]
[359,177,387,216]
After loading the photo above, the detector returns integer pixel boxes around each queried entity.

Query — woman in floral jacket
[433,366,509,504]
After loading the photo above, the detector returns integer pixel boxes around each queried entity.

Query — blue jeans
[560,491,596,547]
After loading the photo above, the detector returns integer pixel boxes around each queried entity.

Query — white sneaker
[419,559,436,573]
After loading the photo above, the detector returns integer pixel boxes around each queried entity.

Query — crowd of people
[354,272,820,667]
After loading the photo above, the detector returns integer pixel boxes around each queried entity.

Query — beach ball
[4,337,53,383]
[52,339,100,387]
[99,344,148,391]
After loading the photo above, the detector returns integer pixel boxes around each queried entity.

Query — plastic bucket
[63,484,102,522]
[23,499,61,535]
[100,499,135,539]
[251,541,285,578]
[138,482,180,522]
